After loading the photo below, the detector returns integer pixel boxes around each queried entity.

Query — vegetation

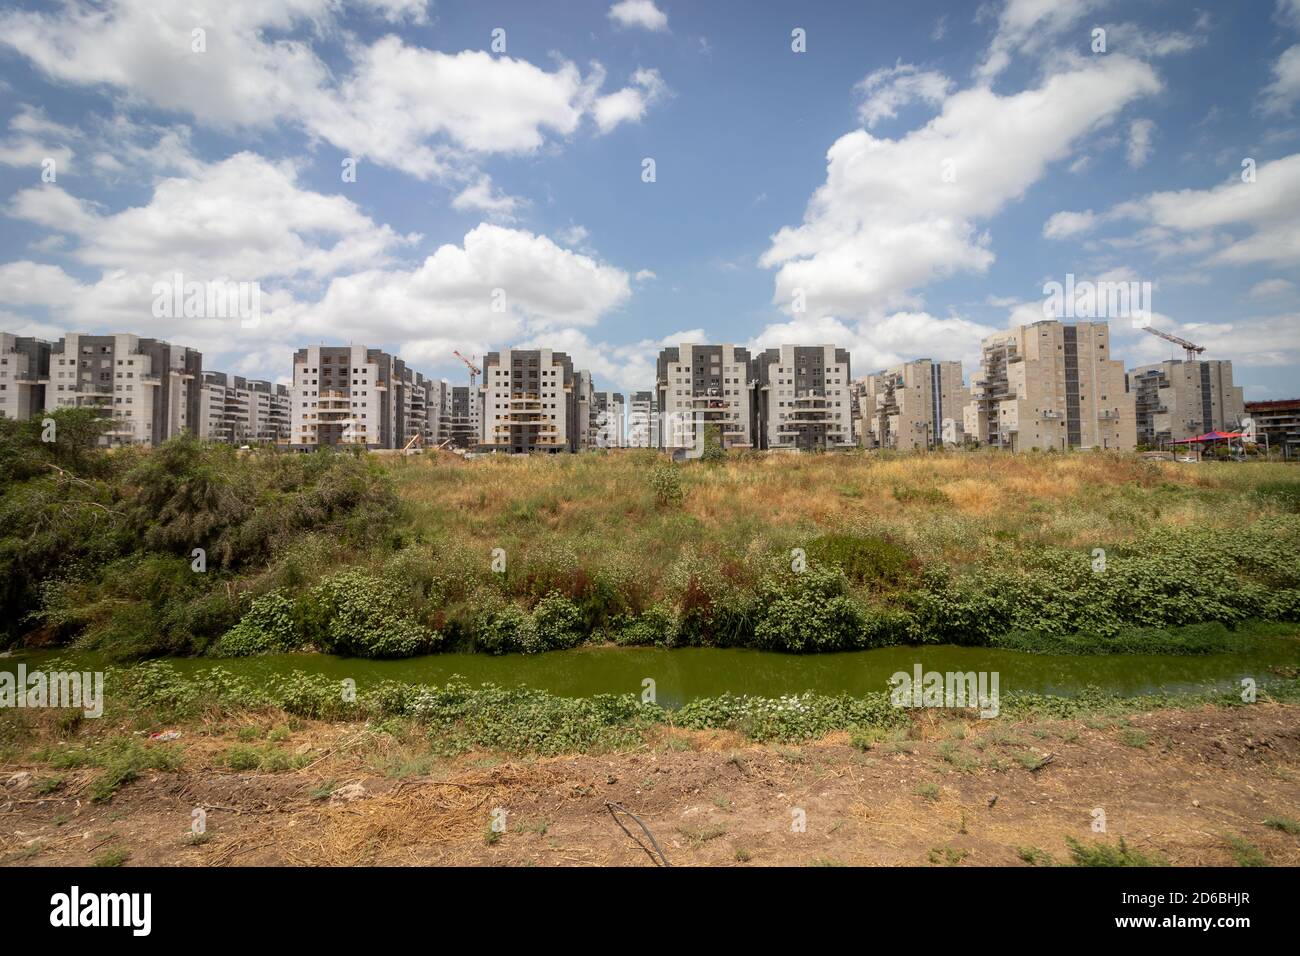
[3,426,1299,659]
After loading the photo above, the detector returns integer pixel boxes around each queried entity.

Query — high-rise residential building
[592,391,626,448]
[0,333,51,422]
[198,371,290,445]
[446,384,480,449]
[43,333,201,446]
[963,320,1136,452]
[655,344,757,450]
[857,359,968,451]
[1127,359,1245,447]
[575,369,595,449]
[628,390,657,448]
[478,348,577,453]
[755,345,854,450]
[289,344,429,450]
[1245,398,1300,460]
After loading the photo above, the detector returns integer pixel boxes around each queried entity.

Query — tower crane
[453,350,481,386]
[1143,326,1205,362]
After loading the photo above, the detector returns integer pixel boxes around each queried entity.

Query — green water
[5,637,1298,708]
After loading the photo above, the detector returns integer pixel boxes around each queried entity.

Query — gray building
[43,332,201,446]
[656,344,757,450]
[478,348,578,453]
[0,333,51,422]
[290,344,430,450]
[755,345,854,450]
[199,371,290,445]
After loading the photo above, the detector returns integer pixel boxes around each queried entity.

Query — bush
[213,590,299,657]
[647,462,684,506]
[806,533,914,587]
[308,569,439,658]
[531,592,586,650]
[752,567,865,652]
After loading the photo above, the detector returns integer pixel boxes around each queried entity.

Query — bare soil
[3,703,1299,867]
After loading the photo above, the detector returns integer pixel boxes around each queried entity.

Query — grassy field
[3,411,1297,658]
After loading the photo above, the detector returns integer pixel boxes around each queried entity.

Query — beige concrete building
[0,333,51,422]
[199,371,290,445]
[656,344,757,450]
[478,348,578,453]
[593,391,625,448]
[964,320,1136,452]
[1128,359,1245,447]
[290,344,428,450]
[857,359,968,450]
[43,333,201,446]
[756,345,854,450]
[628,391,656,448]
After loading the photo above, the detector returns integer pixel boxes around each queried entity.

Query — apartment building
[1127,359,1245,447]
[1244,398,1300,460]
[198,371,290,445]
[857,359,968,451]
[478,348,577,453]
[656,344,757,450]
[963,320,1136,452]
[593,391,626,448]
[756,345,854,450]
[575,369,595,449]
[0,333,51,421]
[43,333,201,446]
[628,391,657,448]
[290,344,429,450]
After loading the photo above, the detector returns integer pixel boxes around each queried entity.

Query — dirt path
[3,703,1299,867]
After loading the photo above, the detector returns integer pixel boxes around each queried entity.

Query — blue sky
[1,0,1298,397]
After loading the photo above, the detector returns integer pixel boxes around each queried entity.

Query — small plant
[33,775,65,796]
[1222,834,1268,867]
[927,846,968,866]
[914,782,940,801]
[1119,728,1150,748]
[1065,837,1166,867]
[92,846,130,868]
[647,461,684,506]
[1263,816,1300,835]
[1017,846,1054,866]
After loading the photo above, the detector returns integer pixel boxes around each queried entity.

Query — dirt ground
[3,702,1299,867]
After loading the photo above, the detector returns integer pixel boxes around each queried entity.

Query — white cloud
[975,0,1106,82]
[7,152,411,281]
[608,1,669,33]
[1262,45,1300,116]
[556,224,590,247]
[0,106,75,173]
[0,1,666,181]
[1043,209,1100,239]
[451,175,526,222]
[1278,0,1300,32]
[1126,118,1155,167]
[855,64,953,128]
[761,55,1160,320]
[1248,278,1297,299]
[593,68,667,133]
[1108,153,1300,268]
[634,269,657,281]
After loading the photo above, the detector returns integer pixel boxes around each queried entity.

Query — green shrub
[213,590,299,656]
[752,567,864,652]
[531,592,585,650]
[647,463,684,506]
[308,569,439,658]
[806,533,914,587]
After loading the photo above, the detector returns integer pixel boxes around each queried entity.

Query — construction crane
[1144,326,1205,362]
[453,350,481,386]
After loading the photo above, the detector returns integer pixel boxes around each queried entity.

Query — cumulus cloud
[608,1,669,32]
[451,175,526,222]
[760,55,1160,321]
[0,1,667,181]
[1043,209,1100,239]
[1126,118,1155,167]
[855,63,953,128]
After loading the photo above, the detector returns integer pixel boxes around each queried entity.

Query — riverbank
[3,693,1297,867]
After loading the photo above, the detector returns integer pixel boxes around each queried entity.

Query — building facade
[43,333,201,446]
[1128,359,1245,447]
[856,359,967,451]
[656,344,757,450]
[0,333,51,422]
[963,320,1136,452]
[1244,398,1300,460]
[290,344,428,450]
[478,348,577,453]
[198,371,290,445]
[628,390,657,448]
[755,345,854,450]
[592,391,626,448]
